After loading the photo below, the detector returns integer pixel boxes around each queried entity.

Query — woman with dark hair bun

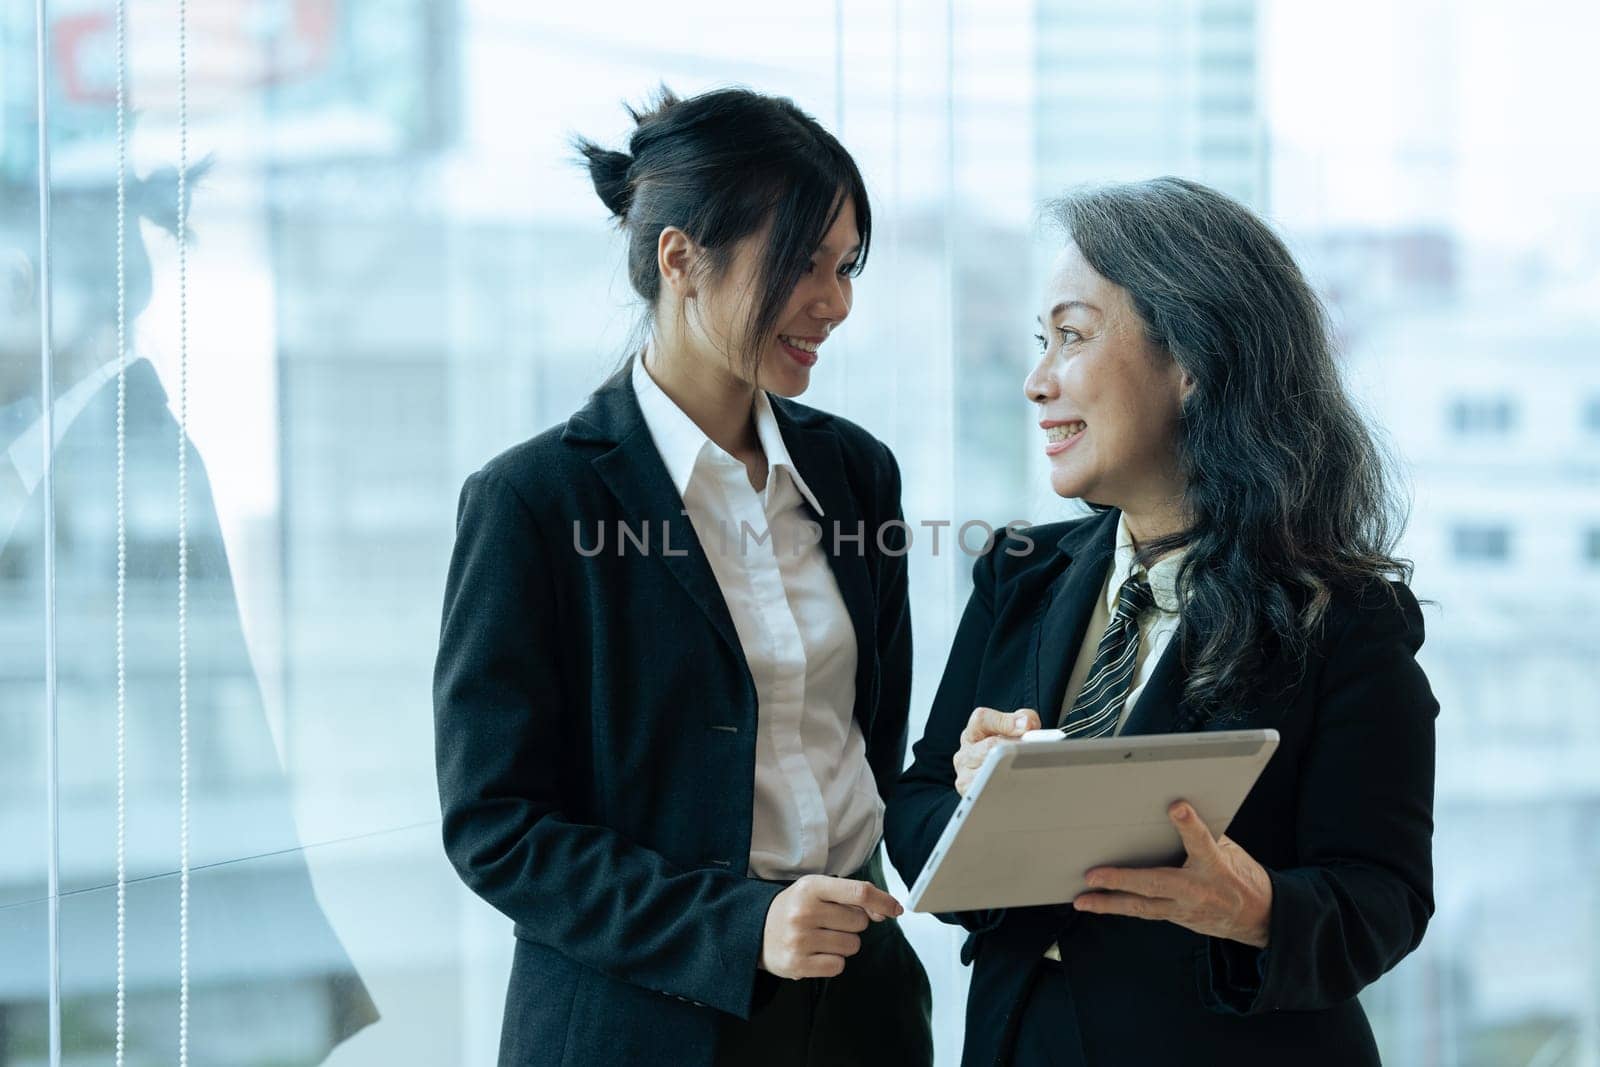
[434,86,932,1066]
[886,176,1438,1066]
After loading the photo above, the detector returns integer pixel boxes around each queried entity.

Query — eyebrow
[1036,300,1101,325]
[818,242,863,258]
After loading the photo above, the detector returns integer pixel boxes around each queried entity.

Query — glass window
[4,0,1597,1063]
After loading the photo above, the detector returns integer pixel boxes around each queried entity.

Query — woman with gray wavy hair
[886,176,1437,1066]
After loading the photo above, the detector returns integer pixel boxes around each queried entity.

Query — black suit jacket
[884,508,1438,1067]
[433,360,914,1066]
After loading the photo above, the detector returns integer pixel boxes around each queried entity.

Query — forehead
[730,194,861,264]
[817,195,860,252]
[1040,241,1115,313]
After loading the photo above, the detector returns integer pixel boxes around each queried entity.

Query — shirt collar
[1107,511,1185,615]
[750,385,824,515]
[7,358,124,489]
[631,352,709,499]
[630,352,824,515]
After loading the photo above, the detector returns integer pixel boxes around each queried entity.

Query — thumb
[1169,802,1221,862]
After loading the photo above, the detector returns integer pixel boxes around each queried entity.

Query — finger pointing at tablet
[954,706,1040,797]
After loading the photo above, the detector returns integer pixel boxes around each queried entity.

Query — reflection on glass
[0,161,377,1059]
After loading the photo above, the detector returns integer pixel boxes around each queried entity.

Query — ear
[1177,367,1197,406]
[657,226,699,299]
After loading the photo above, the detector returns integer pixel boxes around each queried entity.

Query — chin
[1043,463,1081,502]
[1048,466,1093,501]
[760,366,811,399]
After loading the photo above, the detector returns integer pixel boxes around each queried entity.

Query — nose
[1025,350,1057,404]
[809,273,850,325]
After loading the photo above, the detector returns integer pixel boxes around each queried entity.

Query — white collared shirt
[1055,511,1186,735]
[630,353,882,880]
[1,358,124,548]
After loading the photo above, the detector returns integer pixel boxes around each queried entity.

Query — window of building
[1447,396,1516,436]
[1452,524,1512,562]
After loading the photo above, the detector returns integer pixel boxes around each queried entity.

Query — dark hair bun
[574,85,682,221]
[577,143,634,220]
[624,84,681,130]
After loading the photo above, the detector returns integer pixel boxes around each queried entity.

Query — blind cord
[175,0,192,1057]
[113,0,129,1059]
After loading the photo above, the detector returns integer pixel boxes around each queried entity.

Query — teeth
[780,335,820,353]
[1045,422,1086,443]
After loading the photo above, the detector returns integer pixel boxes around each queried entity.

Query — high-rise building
[1342,286,1600,1065]
[1033,0,1263,206]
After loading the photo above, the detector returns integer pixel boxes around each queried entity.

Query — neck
[51,326,120,400]
[643,332,760,457]
[1,331,117,411]
[1119,496,1189,555]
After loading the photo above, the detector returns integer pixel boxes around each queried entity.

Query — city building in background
[1033,0,1264,205]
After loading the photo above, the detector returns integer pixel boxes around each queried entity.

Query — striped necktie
[1057,576,1156,738]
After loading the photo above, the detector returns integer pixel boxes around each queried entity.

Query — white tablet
[906,728,1279,914]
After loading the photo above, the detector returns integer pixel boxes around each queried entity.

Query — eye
[1036,326,1083,353]
[837,260,859,277]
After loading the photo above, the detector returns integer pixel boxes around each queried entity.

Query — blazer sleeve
[1201,580,1438,1015]
[864,445,913,805]
[884,539,1008,935]
[433,470,785,1020]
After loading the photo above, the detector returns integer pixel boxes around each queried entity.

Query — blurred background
[2,0,1597,1063]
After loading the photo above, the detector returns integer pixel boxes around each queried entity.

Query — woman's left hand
[1071,801,1273,949]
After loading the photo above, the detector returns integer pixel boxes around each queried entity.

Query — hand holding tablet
[1071,798,1275,949]
[909,728,1280,914]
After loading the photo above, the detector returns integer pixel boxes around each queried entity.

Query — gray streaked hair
[1046,176,1411,728]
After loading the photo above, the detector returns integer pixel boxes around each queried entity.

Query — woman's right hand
[760,875,904,979]
[953,706,1040,797]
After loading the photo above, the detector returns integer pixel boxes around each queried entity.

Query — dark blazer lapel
[1029,509,1119,724]
[567,360,748,672]
[1120,632,1183,736]
[770,404,877,731]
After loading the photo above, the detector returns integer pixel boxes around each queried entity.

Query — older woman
[885,177,1437,1066]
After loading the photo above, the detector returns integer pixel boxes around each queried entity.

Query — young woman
[886,177,1438,1066]
[434,87,932,1067]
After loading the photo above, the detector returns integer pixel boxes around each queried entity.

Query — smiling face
[1025,241,1192,519]
[688,197,860,399]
